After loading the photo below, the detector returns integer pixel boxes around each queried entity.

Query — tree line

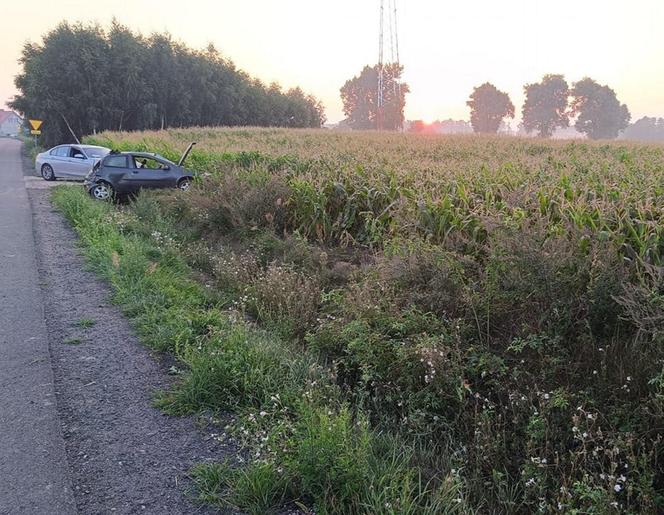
[620,117,664,142]
[467,75,630,139]
[340,66,636,140]
[11,22,326,146]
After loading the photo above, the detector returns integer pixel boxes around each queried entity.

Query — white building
[0,110,23,137]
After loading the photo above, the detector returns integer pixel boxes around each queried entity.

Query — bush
[251,263,321,340]
[287,405,371,512]
[158,320,324,413]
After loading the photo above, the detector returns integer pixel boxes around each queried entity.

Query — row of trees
[621,117,664,142]
[339,66,632,141]
[11,22,326,146]
[467,75,631,139]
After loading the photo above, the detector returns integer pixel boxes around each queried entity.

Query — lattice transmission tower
[377,0,402,131]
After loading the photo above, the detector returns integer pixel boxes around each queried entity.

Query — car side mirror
[74,155,85,159]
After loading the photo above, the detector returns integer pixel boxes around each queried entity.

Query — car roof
[50,144,108,150]
[115,151,175,162]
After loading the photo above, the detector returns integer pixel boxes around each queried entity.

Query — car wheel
[90,182,114,201]
[177,178,192,191]
[41,164,56,181]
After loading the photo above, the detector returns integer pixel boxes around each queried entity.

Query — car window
[70,147,86,159]
[83,147,110,159]
[54,146,70,157]
[133,157,169,170]
[103,155,128,168]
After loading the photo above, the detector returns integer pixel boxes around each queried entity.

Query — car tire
[41,164,56,181]
[90,182,114,201]
[177,178,192,191]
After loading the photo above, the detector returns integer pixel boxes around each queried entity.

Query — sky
[2,0,664,124]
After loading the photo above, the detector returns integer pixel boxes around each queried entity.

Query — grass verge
[51,186,460,514]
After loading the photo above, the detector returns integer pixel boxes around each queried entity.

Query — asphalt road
[0,137,76,514]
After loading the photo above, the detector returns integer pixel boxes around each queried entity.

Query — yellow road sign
[29,119,43,131]
[30,130,41,135]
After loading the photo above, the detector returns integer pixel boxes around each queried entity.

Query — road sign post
[29,119,43,148]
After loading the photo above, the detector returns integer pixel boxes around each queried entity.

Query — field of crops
[78,128,664,513]
[91,128,664,263]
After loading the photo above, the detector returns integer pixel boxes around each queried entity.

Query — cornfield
[89,128,664,263]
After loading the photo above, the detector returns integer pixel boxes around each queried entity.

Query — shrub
[251,263,321,340]
[287,405,372,512]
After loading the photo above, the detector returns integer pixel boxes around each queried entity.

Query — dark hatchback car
[85,144,195,200]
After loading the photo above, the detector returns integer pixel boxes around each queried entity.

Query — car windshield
[83,147,110,158]
[153,154,175,165]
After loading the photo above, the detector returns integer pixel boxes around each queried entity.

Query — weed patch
[76,317,96,328]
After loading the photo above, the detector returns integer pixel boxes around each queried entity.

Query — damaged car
[84,143,196,200]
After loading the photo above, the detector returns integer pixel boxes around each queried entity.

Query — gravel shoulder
[28,184,234,514]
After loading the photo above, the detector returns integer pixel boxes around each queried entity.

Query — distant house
[0,110,23,137]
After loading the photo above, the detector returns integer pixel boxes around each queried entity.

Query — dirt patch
[28,187,236,514]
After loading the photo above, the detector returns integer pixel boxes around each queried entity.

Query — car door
[50,146,71,175]
[100,154,131,192]
[129,156,177,189]
[68,146,93,178]
[119,156,151,192]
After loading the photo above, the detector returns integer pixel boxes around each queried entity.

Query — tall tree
[466,82,514,134]
[522,74,569,137]
[570,78,630,140]
[11,23,110,144]
[340,64,408,131]
[106,20,150,131]
[11,22,326,146]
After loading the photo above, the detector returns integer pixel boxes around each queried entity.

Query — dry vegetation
[75,128,664,513]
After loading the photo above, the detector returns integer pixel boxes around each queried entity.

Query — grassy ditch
[52,186,464,514]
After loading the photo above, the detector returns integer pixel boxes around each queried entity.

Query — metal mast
[377,0,385,131]
[377,0,401,131]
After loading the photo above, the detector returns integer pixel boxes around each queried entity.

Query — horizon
[2,0,664,124]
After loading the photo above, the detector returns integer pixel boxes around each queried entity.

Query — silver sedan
[36,144,111,181]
